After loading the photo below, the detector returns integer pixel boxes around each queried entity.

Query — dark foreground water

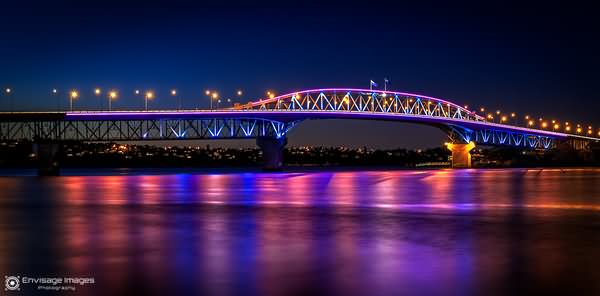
[1,168,600,295]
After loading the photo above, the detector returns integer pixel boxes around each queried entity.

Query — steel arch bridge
[1,88,598,149]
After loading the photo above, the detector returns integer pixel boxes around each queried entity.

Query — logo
[5,276,20,291]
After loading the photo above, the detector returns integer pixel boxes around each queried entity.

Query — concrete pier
[33,142,61,176]
[256,137,287,171]
[446,142,475,168]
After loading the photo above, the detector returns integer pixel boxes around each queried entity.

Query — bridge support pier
[256,137,287,171]
[33,142,61,176]
[446,142,475,168]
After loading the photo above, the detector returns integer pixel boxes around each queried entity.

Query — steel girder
[0,118,298,141]
[444,125,555,149]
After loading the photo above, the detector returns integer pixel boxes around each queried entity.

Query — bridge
[1,88,598,174]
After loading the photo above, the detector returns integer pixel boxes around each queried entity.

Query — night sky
[1,1,599,148]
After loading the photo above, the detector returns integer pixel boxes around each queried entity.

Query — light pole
[52,89,59,111]
[236,90,243,107]
[94,88,101,109]
[69,90,79,112]
[211,92,218,110]
[145,91,154,111]
[227,98,232,107]
[5,88,12,112]
[217,99,221,109]
[108,90,118,111]
[171,89,179,110]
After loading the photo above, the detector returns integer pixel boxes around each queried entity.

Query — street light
[145,91,154,111]
[108,90,118,111]
[266,91,275,99]
[69,90,79,111]
[52,89,59,111]
[94,88,101,96]
[237,90,243,96]
[5,88,12,111]
[227,98,232,107]
[210,92,218,110]
[171,89,180,110]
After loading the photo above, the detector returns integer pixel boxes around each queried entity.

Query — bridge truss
[0,118,297,141]
[243,89,564,149]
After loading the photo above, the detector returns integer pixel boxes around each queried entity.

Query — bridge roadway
[0,88,598,173]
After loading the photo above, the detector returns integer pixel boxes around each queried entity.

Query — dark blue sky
[1,1,599,148]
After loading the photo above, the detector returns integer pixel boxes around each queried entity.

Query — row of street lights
[2,88,248,112]
[68,88,158,111]
[474,106,600,137]
[3,87,273,112]
[205,90,245,110]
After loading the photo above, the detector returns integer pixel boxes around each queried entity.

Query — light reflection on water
[1,168,600,295]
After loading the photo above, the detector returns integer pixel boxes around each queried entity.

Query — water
[1,168,600,295]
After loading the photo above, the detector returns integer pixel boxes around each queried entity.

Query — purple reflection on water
[1,168,600,295]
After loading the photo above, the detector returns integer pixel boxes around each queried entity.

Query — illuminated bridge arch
[238,88,568,149]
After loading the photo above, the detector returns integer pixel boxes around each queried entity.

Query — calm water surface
[1,168,600,295]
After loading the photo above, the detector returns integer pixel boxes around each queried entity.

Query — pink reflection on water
[63,176,88,205]
[327,172,357,203]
